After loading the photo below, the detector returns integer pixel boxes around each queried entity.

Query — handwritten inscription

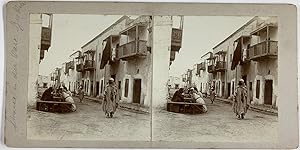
[7,1,26,131]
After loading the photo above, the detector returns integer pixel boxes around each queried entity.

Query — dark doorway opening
[124,79,129,97]
[227,83,231,97]
[91,81,93,96]
[256,80,260,99]
[96,81,100,96]
[133,79,142,104]
[264,80,273,105]
[118,81,121,100]
[242,75,247,85]
[222,82,225,97]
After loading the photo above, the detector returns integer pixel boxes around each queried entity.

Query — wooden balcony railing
[76,64,84,72]
[84,60,95,71]
[41,27,52,50]
[196,62,205,75]
[68,61,75,70]
[116,40,147,60]
[199,62,206,70]
[208,65,215,73]
[248,40,278,61]
[215,61,226,72]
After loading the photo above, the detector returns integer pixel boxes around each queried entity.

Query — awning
[100,40,111,69]
[231,40,242,70]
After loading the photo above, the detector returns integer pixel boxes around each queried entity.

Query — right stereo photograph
[151,16,278,143]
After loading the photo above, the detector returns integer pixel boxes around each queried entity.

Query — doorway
[227,83,231,97]
[96,81,100,96]
[264,80,273,105]
[90,81,93,96]
[118,81,122,100]
[222,82,225,97]
[242,75,247,85]
[133,79,142,104]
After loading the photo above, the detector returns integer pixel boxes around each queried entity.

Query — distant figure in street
[41,87,54,101]
[171,88,185,102]
[191,88,207,113]
[60,88,77,112]
[78,85,84,103]
[103,78,118,118]
[210,86,216,104]
[233,79,248,120]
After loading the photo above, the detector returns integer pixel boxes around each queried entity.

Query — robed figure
[102,78,118,118]
[233,79,248,119]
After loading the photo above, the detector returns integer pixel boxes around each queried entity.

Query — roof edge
[212,16,258,50]
[81,15,130,49]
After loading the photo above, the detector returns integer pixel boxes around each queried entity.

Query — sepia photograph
[27,14,153,141]
[152,16,278,143]
[4,1,298,148]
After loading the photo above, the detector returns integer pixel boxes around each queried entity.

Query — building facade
[77,15,153,107]
[204,16,278,107]
[28,14,53,107]
[196,52,212,95]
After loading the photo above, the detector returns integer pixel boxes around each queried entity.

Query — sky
[169,16,253,77]
[39,15,252,76]
[39,14,123,75]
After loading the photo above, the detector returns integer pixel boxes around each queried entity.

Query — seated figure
[41,87,54,101]
[190,88,208,113]
[171,88,185,102]
[59,88,77,112]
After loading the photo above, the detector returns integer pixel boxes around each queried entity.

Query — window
[99,53,101,61]
[230,54,233,62]
[124,79,129,97]
[249,82,252,91]
[256,80,260,99]
[175,84,179,89]
[43,83,47,88]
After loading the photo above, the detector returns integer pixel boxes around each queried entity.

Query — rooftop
[212,16,257,50]
[81,15,130,49]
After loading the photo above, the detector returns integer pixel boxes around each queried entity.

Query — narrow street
[28,97,278,142]
[152,98,278,143]
[27,97,151,141]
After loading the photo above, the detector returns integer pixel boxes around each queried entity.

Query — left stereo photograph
[27,14,153,141]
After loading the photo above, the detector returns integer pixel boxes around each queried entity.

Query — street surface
[28,97,278,143]
[27,97,151,141]
[152,98,278,143]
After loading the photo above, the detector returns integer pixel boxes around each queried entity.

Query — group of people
[40,78,119,118]
[171,86,208,113]
[170,78,249,120]
[40,85,77,112]
[41,78,248,119]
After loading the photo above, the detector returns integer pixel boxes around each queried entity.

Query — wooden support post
[136,25,139,53]
[266,25,269,53]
